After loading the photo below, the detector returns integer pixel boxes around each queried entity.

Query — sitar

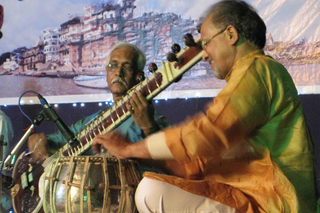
[11,36,204,213]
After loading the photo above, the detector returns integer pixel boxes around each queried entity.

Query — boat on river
[73,75,108,89]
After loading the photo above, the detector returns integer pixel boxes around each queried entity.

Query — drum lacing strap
[66,156,75,213]
[103,155,111,212]
[130,160,142,183]
[118,159,127,212]
[43,157,59,213]
[80,157,90,213]
[102,156,109,212]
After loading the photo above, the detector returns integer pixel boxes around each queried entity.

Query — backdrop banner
[0,0,319,105]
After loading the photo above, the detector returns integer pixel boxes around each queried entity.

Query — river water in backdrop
[1,63,320,104]
[0,75,109,98]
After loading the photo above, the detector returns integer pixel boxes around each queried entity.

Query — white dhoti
[135,177,237,213]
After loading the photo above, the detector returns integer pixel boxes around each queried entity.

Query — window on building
[100,52,105,58]
[64,58,69,65]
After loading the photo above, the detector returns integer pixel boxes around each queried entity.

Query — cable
[18,90,40,125]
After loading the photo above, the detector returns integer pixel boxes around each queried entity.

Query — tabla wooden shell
[42,156,141,213]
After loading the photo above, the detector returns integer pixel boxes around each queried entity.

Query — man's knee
[135,177,166,211]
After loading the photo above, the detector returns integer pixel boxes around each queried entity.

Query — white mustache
[111,77,127,86]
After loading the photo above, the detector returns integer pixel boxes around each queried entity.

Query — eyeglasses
[106,63,134,73]
[201,27,227,50]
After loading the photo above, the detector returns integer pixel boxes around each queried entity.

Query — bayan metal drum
[42,156,141,213]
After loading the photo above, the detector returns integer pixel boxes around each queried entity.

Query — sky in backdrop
[0,0,319,54]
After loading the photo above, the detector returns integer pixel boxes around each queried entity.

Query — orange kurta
[145,50,316,212]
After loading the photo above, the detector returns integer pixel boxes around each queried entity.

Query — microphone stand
[3,111,46,170]
[37,94,79,148]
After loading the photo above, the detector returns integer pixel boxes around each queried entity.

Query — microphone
[37,94,79,147]
[1,173,15,189]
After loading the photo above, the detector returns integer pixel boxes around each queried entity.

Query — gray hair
[201,0,266,49]
[106,42,146,74]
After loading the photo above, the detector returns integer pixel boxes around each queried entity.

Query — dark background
[1,95,320,195]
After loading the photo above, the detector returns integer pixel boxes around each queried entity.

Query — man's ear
[226,25,239,46]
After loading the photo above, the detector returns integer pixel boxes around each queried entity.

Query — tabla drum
[42,156,141,213]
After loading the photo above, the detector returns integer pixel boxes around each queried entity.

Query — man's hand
[92,132,152,159]
[92,132,132,158]
[127,91,159,135]
[27,133,50,161]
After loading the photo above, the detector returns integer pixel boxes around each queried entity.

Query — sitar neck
[57,38,203,158]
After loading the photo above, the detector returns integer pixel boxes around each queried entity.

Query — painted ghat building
[3,0,200,75]
[1,0,319,76]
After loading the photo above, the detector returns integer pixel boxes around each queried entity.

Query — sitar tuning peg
[167,52,178,62]
[148,63,158,73]
[171,43,181,54]
[184,33,201,49]
[184,33,197,47]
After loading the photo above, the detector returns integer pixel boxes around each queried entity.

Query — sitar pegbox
[163,33,202,82]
